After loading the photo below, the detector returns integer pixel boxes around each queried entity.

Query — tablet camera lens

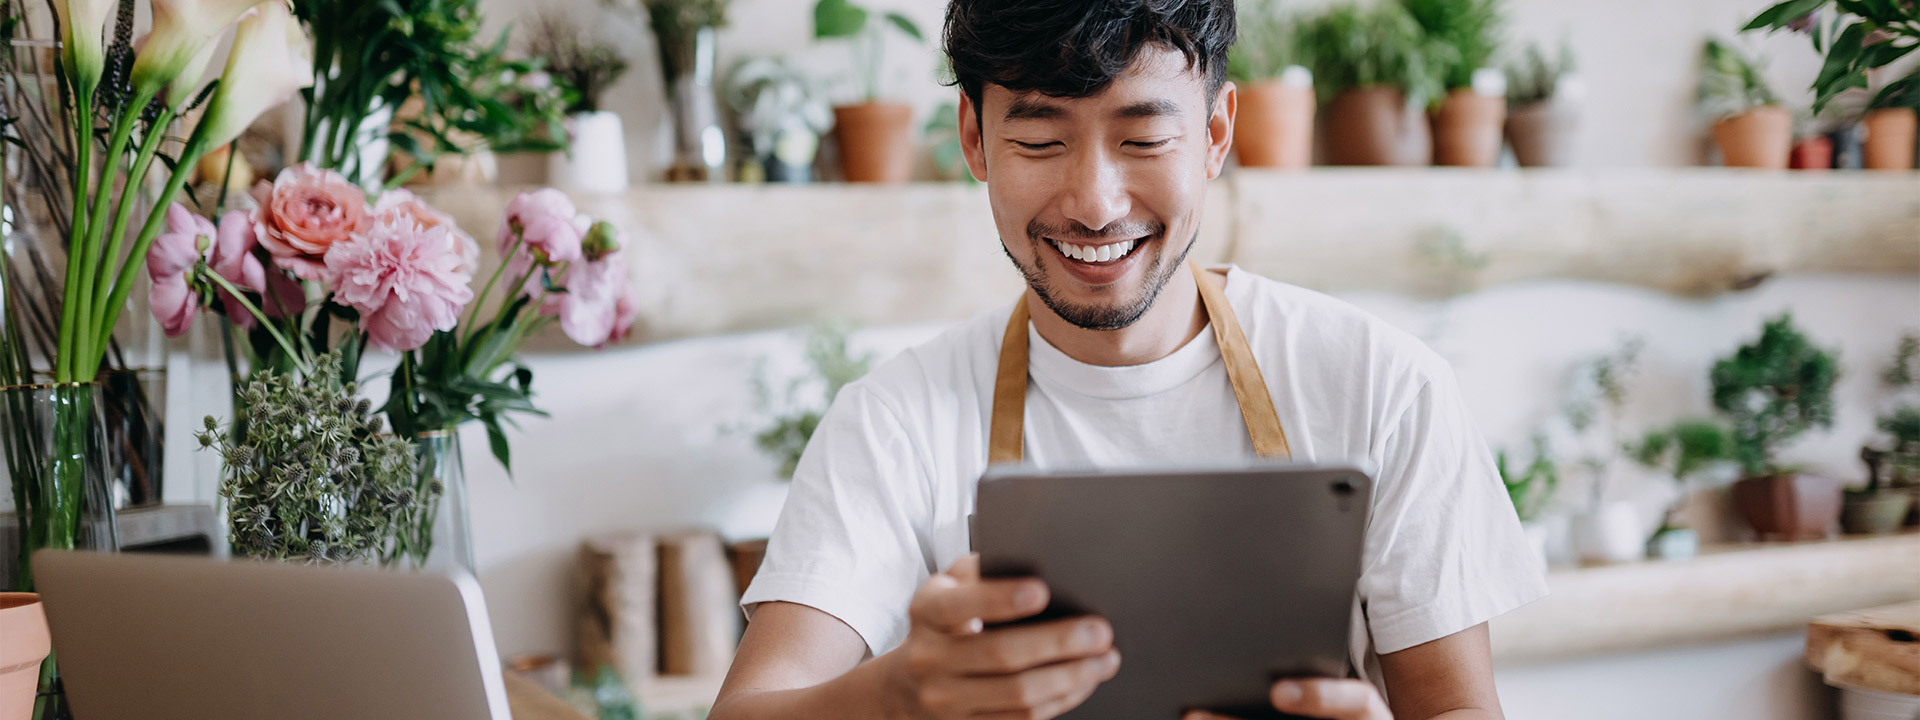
[1331,478,1355,497]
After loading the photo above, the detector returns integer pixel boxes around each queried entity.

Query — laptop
[32,550,511,720]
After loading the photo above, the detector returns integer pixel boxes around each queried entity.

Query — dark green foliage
[200,352,418,565]
[1709,314,1840,477]
[1743,0,1920,112]
[1631,420,1735,482]
[1297,3,1446,107]
[1402,0,1505,90]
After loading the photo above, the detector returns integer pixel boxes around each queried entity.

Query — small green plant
[525,9,631,114]
[1743,0,1920,113]
[198,352,419,566]
[1871,333,1920,487]
[1497,435,1559,523]
[1561,337,1644,507]
[814,0,924,104]
[1505,40,1576,106]
[1402,0,1506,91]
[924,101,977,184]
[1297,3,1446,107]
[1709,314,1840,478]
[750,321,876,479]
[1632,420,1736,483]
[1229,0,1310,84]
[1698,39,1782,122]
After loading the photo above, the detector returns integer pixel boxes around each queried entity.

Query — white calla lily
[199,1,313,150]
[131,0,270,98]
[54,0,113,91]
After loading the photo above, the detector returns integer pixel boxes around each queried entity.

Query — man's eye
[1012,140,1061,151]
[1126,138,1173,149]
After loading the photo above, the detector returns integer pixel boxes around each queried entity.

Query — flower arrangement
[162,171,638,566]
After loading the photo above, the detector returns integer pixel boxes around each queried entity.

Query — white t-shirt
[742,266,1547,687]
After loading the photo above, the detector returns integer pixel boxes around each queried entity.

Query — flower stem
[201,271,310,376]
[90,123,215,359]
[464,234,523,335]
[88,104,175,337]
[73,87,157,378]
[55,91,95,383]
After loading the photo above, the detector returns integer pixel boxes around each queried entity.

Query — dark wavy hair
[943,0,1236,119]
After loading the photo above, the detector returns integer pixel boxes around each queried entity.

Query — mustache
[1026,218,1165,243]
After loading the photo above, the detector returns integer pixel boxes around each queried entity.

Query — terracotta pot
[1505,100,1577,167]
[0,593,49,720]
[1790,136,1833,171]
[1324,87,1431,166]
[1234,79,1316,169]
[833,103,915,183]
[1862,107,1917,171]
[1731,472,1841,541]
[1841,490,1913,535]
[1711,105,1792,169]
[1431,89,1506,167]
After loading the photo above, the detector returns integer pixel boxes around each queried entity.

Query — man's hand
[1180,678,1392,720]
[887,554,1122,720]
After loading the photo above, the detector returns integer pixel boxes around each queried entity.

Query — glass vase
[98,368,165,508]
[660,26,726,182]
[391,429,474,573]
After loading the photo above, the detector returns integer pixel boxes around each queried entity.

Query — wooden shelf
[418,170,1920,344]
[1489,531,1920,664]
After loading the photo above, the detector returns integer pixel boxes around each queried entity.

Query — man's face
[960,47,1235,331]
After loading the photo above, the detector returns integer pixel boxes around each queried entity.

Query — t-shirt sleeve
[739,382,932,657]
[1358,363,1548,655]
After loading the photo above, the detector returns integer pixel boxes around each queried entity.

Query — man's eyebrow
[1114,99,1181,119]
[1003,97,1065,122]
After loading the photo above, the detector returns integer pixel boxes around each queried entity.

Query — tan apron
[987,262,1292,463]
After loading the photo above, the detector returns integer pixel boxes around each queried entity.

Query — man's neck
[1028,267,1208,367]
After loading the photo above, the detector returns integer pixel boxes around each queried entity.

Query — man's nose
[1058,150,1131,233]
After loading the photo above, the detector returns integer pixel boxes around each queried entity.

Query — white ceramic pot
[1838,684,1920,720]
[1571,501,1643,564]
[548,111,630,194]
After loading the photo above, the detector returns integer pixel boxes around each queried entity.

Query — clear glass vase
[0,383,119,591]
[391,429,474,573]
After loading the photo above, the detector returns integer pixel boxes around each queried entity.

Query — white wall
[1496,633,1834,720]
[478,0,1856,178]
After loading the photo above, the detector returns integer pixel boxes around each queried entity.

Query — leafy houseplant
[1712,314,1842,540]
[1403,0,1508,167]
[1745,0,1919,169]
[1698,39,1792,169]
[750,322,874,479]
[528,8,634,193]
[1853,334,1920,532]
[1299,3,1443,166]
[725,57,834,183]
[815,0,924,182]
[1630,420,1734,558]
[1228,0,1316,169]
[1503,40,1580,167]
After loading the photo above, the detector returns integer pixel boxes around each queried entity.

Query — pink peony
[326,212,476,352]
[374,189,480,275]
[542,247,638,349]
[147,204,272,336]
[499,189,585,266]
[252,163,370,282]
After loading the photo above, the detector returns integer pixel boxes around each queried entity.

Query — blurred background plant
[524,8,631,115]
[1505,40,1576,107]
[1697,38,1783,123]
[748,321,874,479]
[1402,0,1505,93]
[1298,3,1445,108]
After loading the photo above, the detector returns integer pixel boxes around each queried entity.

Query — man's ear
[959,92,988,182]
[1206,81,1237,179]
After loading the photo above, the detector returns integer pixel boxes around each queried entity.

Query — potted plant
[1300,3,1443,166]
[1561,340,1648,564]
[529,9,633,194]
[1503,40,1581,168]
[1851,334,1920,533]
[1744,0,1920,170]
[1790,108,1835,170]
[1496,436,1558,571]
[1404,0,1508,167]
[1228,0,1316,169]
[0,593,49,716]
[1713,314,1843,541]
[725,57,834,183]
[1699,39,1792,169]
[814,0,924,182]
[1631,420,1735,560]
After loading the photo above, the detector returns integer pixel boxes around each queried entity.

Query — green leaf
[482,414,512,480]
[1742,0,1828,32]
[814,0,868,39]
[1859,36,1918,71]
[883,12,923,42]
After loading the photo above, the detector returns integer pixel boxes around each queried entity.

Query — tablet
[973,463,1373,720]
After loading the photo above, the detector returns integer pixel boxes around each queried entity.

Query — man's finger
[945,553,981,581]
[1271,678,1392,720]
[950,649,1120,713]
[910,575,1050,632]
[1181,712,1237,720]
[946,616,1113,673]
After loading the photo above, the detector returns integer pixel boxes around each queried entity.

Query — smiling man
[708,2,1545,719]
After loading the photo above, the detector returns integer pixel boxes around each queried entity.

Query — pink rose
[252,163,371,282]
[326,212,476,352]
[374,189,480,275]
[146,204,272,336]
[542,246,638,349]
[499,189,585,266]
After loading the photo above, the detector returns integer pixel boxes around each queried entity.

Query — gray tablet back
[974,463,1372,720]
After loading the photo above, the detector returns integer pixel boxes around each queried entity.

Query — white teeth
[1053,238,1137,263]
[1096,244,1113,262]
